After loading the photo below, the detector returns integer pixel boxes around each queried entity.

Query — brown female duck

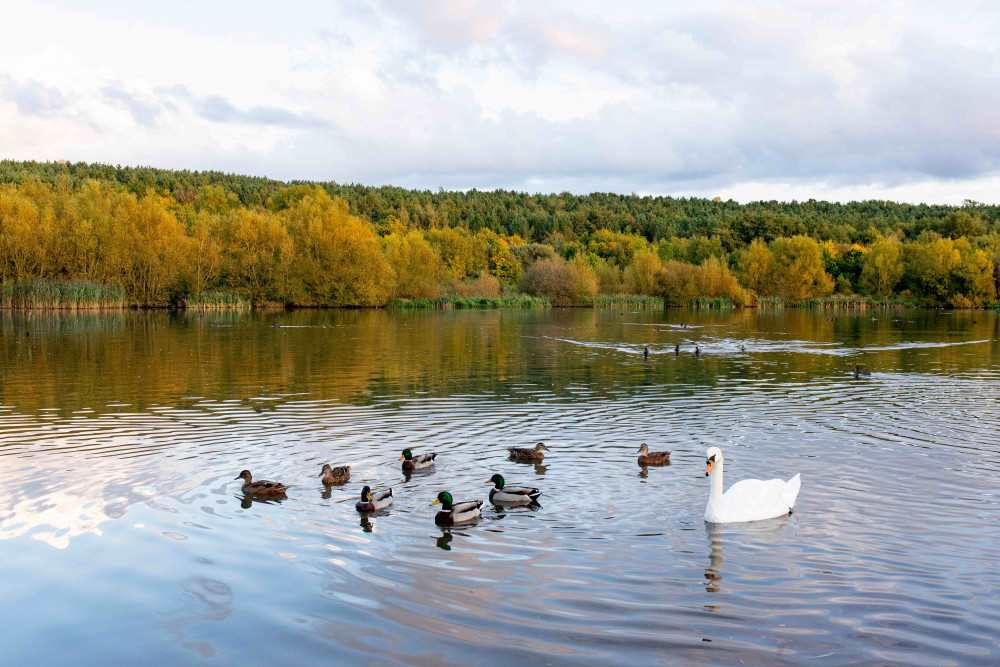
[637,443,671,466]
[508,442,547,462]
[320,463,351,485]
[234,470,287,497]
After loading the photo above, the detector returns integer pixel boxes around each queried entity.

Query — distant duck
[320,463,351,485]
[674,344,680,354]
[355,485,393,512]
[508,442,547,462]
[400,448,437,470]
[487,474,541,505]
[637,443,671,466]
[644,346,649,359]
[431,491,483,525]
[234,470,287,497]
[695,346,701,357]
[703,447,801,523]
[853,365,871,379]
[740,345,746,353]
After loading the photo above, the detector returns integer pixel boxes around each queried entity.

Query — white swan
[704,446,801,523]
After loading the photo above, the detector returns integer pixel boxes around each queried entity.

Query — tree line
[0,160,998,308]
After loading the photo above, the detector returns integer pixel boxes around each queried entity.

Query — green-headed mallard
[430,491,482,526]
[486,474,541,505]
[637,443,671,466]
[234,470,287,497]
[508,442,547,462]
[355,485,393,512]
[320,463,351,485]
[400,448,436,470]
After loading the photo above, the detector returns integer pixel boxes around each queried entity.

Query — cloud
[0,74,67,117]
[157,85,334,129]
[2,0,1000,203]
[102,84,161,126]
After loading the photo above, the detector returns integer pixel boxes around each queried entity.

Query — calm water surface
[1,309,998,665]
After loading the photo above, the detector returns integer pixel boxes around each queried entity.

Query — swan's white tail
[784,473,802,509]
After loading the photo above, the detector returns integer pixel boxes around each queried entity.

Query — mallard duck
[674,344,680,354]
[637,443,671,466]
[234,470,287,497]
[486,474,541,504]
[695,346,701,357]
[853,364,871,378]
[643,346,649,359]
[400,448,437,470]
[704,446,801,523]
[430,491,482,525]
[508,442,547,462]
[355,485,393,512]
[320,463,351,485]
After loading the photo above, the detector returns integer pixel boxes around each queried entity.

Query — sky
[2,0,999,204]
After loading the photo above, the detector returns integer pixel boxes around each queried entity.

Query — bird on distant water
[674,344,680,354]
[508,442,547,462]
[853,365,871,379]
[695,346,701,357]
[644,347,649,359]
[234,470,287,498]
[320,463,351,485]
[430,491,483,525]
[740,345,746,353]
[486,474,542,504]
[400,448,437,470]
[355,485,393,512]
[637,443,671,466]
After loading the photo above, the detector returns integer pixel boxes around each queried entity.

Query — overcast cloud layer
[2,0,999,203]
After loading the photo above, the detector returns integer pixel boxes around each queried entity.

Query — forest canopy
[1,160,998,308]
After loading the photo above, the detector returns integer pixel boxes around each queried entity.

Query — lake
[0,308,998,665]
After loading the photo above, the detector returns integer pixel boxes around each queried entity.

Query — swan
[703,447,800,523]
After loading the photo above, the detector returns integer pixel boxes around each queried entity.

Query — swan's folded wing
[722,478,793,520]
[783,473,801,508]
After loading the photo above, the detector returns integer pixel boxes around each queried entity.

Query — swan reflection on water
[704,515,796,594]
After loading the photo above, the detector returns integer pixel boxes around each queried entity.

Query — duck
[320,463,351,485]
[674,344,680,354]
[643,346,649,359]
[486,474,541,505]
[740,345,746,353]
[430,491,483,525]
[508,442,547,462]
[703,446,801,523]
[853,364,871,378]
[234,470,287,498]
[637,443,671,466]
[695,346,701,357]
[400,448,437,470]
[355,485,393,512]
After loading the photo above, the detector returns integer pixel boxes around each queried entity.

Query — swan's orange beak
[705,461,714,476]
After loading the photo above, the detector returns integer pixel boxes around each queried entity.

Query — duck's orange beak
[705,461,714,476]
[398,455,405,461]
[430,499,441,506]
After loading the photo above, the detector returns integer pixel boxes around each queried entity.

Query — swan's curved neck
[708,459,724,514]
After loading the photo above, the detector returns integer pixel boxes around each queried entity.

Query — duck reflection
[638,466,648,479]
[532,462,548,476]
[402,467,436,483]
[358,510,390,533]
[236,494,285,510]
[435,530,453,551]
